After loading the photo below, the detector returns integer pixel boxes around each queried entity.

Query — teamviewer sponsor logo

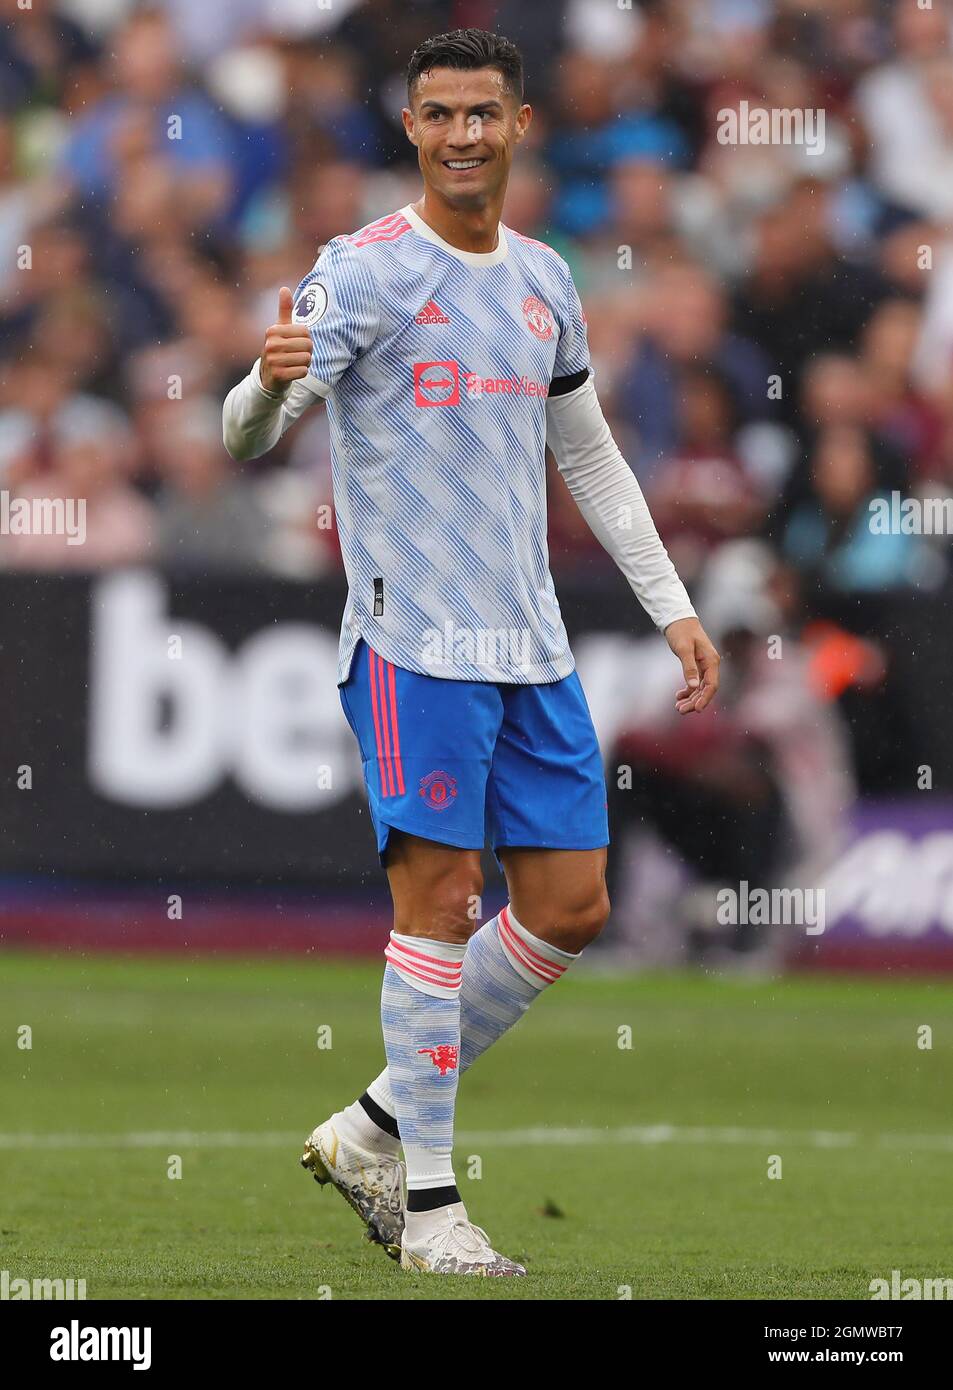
[463,371,549,398]
[414,360,460,406]
[414,361,549,407]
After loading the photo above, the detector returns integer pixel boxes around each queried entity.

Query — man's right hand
[259,287,312,394]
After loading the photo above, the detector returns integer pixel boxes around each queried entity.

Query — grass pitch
[1,950,951,1300]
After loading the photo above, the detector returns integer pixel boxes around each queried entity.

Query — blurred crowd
[3,0,953,886]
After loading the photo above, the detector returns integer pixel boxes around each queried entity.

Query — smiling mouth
[443,158,487,171]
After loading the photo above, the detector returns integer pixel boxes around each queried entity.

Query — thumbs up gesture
[260,287,313,394]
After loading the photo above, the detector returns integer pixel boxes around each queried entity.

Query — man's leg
[311,644,606,1270]
[304,829,480,1256]
[305,639,532,1269]
[444,662,611,1078]
[329,829,524,1272]
[377,830,481,1221]
[351,846,610,1132]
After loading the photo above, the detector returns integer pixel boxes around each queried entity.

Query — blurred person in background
[616,259,772,477]
[0,0,98,114]
[602,154,740,284]
[0,0,948,961]
[283,43,382,167]
[0,396,154,570]
[0,308,136,488]
[854,0,953,222]
[730,182,887,431]
[772,353,909,534]
[0,117,72,312]
[780,422,935,619]
[62,7,233,225]
[605,542,855,962]
[608,620,787,959]
[152,397,272,575]
[862,298,945,479]
[500,156,566,255]
[2,212,92,349]
[546,46,690,237]
[288,159,375,251]
[647,365,767,586]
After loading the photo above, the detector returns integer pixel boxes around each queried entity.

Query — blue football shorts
[339,638,609,867]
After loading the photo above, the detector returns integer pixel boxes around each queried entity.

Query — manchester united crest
[418,769,458,811]
[522,294,554,341]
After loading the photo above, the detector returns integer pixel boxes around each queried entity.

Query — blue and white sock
[461,903,576,1064]
[379,930,467,1203]
[355,907,578,1140]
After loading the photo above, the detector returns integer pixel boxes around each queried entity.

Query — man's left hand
[664,616,721,715]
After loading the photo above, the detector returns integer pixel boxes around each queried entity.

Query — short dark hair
[406,28,524,104]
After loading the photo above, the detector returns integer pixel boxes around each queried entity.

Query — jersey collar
[401,203,509,267]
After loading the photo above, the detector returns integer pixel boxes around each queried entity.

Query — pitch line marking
[0,1124,951,1152]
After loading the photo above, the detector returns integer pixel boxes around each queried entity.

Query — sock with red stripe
[358,907,578,1138]
[460,904,577,1067]
[380,930,467,1201]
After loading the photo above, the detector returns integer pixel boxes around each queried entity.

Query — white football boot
[300,1114,405,1260]
[400,1207,526,1276]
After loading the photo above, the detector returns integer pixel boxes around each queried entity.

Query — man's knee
[389,844,484,945]
[561,884,611,952]
[525,882,611,954]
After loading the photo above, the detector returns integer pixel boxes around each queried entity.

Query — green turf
[1,950,951,1299]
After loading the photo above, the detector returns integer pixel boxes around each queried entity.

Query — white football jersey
[292,203,592,685]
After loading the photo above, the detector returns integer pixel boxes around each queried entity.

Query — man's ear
[515,103,533,143]
[401,106,418,147]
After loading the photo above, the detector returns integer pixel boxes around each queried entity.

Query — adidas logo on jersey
[415,299,451,325]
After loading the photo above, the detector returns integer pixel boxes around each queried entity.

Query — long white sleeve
[222,358,324,461]
[545,376,696,632]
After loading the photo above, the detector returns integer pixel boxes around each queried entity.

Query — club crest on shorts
[292,281,328,326]
[417,1044,459,1075]
[418,769,458,810]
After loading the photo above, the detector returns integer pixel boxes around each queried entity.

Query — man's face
[402,67,530,208]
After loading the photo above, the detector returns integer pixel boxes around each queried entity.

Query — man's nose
[446,114,480,147]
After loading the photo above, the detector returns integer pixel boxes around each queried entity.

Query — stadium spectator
[5,0,953,920]
[61,8,234,223]
[0,396,155,569]
[854,0,953,221]
[151,397,275,575]
[648,366,767,585]
[780,423,931,608]
[615,260,772,476]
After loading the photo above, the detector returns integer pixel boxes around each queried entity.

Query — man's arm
[224,241,378,462]
[222,286,322,461]
[545,375,720,713]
